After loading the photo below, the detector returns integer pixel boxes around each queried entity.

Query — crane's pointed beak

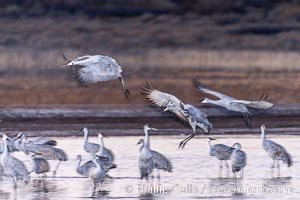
[136,140,142,145]
[225,147,234,152]
[208,137,216,140]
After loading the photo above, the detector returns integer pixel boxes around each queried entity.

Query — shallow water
[0,135,299,200]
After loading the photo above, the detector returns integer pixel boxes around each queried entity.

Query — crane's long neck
[205,99,226,108]
[77,158,81,167]
[93,159,101,170]
[83,131,88,143]
[208,140,212,149]
[139,142,145,152]
[99,137,104,156]
[143,128,150,150]
[261,128,266,142]
[2,139,8,156]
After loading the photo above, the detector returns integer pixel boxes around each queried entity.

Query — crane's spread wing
[229,100,273,110]
[192,79,234,100]
[73,62,120,83]
[140,82,187,121]
[103,147,115,162]
[151,150,173,172]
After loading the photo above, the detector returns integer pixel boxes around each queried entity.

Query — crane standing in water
[261,125,292,176]
[89,155,106,191]
[138,124,157,181]
[208,138,234,176]
[226,143,247,180]
[137,138,172,178]
[1,135,30,188]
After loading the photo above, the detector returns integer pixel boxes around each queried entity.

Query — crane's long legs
[118,77,131,99]
[242,113,252,129]
[179,134,195,149]
[53,161,61,176]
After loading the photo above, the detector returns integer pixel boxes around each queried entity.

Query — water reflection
[0,135,298,199]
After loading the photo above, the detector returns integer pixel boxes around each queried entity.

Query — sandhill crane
[208,138,234,176]
[14,133,68,176]
[137,139,172,178]
[97,133,117,171]
[82,128,115,161]
[76,155,114,177]
[226,143,247,179]
[139,124,156,180]
[30,153,50,178]
[61,53,130,99]
[193,80,273,128]
[1,135,30,188]
[141,82,212,148]
[89,155,106,191]
[76,155,95,177]
[261,125,292,172]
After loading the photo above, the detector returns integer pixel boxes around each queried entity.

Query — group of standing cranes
[0,53,293,192]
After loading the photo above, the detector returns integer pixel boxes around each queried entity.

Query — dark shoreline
[0,105,299,137]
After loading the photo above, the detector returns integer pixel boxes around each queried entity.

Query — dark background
[0,0,299,105]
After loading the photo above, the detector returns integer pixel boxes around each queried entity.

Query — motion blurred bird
[226,143,247,179]
[261,125,292,172]
[141,82,212,148]
[61,53,130,99]
[193,79,273,128]
[137,138,172,178]
[208,138,234,175]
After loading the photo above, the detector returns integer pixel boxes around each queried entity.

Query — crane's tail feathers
[259,93,276,103]
[192,79,207,91]
[286,152,293,167]
[118,77,131,100]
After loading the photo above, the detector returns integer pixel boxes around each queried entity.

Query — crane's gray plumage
[82,128,115,162]
[61,54,130,99]
[14,133,68,161]
[139,124,156,180]
[97,133,117,172]
[141,82,212,148]
[261,125,292,167]
[193,79,273,128]
[1,135,30,188]
[30,154,50,176]
[208,138,234,161]
[226,143,247,178]
[137,139,173,173]
[76,155,115,177]
[88,155,106,191]
[14,133,67,176]
[30,137,57,146]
